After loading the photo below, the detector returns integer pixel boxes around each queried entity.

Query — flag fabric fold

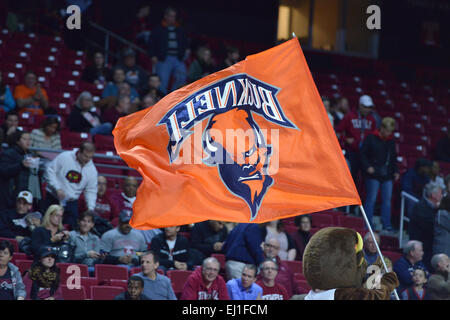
[113,38,361,229]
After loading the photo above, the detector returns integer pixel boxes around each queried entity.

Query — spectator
[400,268,430,300]
[81,52,112,85]
[360,117,399,231]
[30,205,69,259]
[226,264,262,300]
[321,96,334,127]
[30,115,61,150]
[22,246,62,300]
[150,226,195,272]
[363,232,381,265]
[0,130,40,209]
[114,276,150,300]
[433,195,450,256]
[135,251,177,300]
[427,253,450,300]
[13,71,49,116]
[393,240,428,292]
[102,95,131,128]
[139,73,164,102]
[79,176,119,224]
[435,129,450,163]
[0,71,16,112]
[330,96,350,127]
[430,161,446,191]
[132,4,152,47]
[0,191,35,242]
[100,210,147,268]
[68,91,113,136]
[110,176,138,218]
[445,174,450,196]
[401,158,432,216]
[140,93,156,110]
[68,211,103,273]
[261,237,304,298]
[0,240,26,300]
[256,259,289,300]
[410,183,443,269]
[180,257,229,300]
[117,82,141,112]
[0,111,19,144]
[291,215,312,261]
[261,220,296,261]
[149,7,188,94]
[115,47,149,92]
[101,67,140,102]
[188,46,216,83]
[44,142,98,229]
[222,223,265,281]
[335,94,377,184]
[217,46,240,71]
[190,220,228,261]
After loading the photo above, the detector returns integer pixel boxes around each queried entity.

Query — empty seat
[211,253,226,272]
[94,134,115,151]
[95,264,129,284]
[57,263,89,283]
[15,260,33,275]
[61,285,86,300]
[60,131,92,149]
[337,216,365,230]
[109,279,128,290]
[281,260,302,274]
[90,286,124,300]
[311,213,334,228]
[80,277,98,299]
[166,270,193,296]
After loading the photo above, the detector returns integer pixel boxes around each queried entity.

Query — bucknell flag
[113,38,361,229]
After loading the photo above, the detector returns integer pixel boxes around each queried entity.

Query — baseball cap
[119,209,133,223]
[123,47,136,57]
[17,191,33,204]
[39,246,57,259]
[359,95,374,108]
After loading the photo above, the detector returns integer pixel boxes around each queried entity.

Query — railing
[87,21,149,66]
[399,191,419,248]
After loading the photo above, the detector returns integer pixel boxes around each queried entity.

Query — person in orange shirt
[13,71,49,116]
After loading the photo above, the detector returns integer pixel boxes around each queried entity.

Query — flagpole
[359,205,400,300]
[292,32,297,38]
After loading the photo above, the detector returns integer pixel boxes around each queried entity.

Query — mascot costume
[300,227,399,300]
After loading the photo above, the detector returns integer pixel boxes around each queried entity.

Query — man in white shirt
[43,142,98,229]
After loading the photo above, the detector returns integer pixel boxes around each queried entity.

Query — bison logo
[159,74,297,220]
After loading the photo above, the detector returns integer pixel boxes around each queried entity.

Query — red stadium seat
[95,265,129,284]
[381,251,403,264]
[61,285,86,300]
[294,273,306,281]
[11,252,28,264]
[337,216,365,230]
[380,235,400,251]
[90,286,124,300]
[296,280,311,292]
[211,253,226,272]
[166,270,193,296]
[311,213,334,228]
[130,267,142,276]
[281,260,302,274]
[80,277,98,299]
[60,131,92,149]
[94,134,115,151]
[15,260,33,275]
[109,279,128,290]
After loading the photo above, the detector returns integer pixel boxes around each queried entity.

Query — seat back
[90,286,125,300]
[61,285,86,300]
[95,264,129,284]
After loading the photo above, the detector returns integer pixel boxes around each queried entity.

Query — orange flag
[113,38,361,229]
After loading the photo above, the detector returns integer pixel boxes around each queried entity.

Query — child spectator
[114,276,150,300]
[401,268,430,300]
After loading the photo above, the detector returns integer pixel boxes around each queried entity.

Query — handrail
[399,191,419,248]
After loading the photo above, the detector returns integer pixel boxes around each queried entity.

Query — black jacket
[360,132,398,182]
[150,233,194,270]
[0,209,31,239]
[0,145,31,210]
[81,65,112,84]
[190,221,228,259]
[68,105,103,133]
[149,25,188,61]
[31,227,66,258]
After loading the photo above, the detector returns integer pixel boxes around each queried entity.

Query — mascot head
[202,108,273,220]
[303,227,367,290]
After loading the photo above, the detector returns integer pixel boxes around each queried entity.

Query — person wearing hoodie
[180,257,229,300]
[360,117,399,231]
[0,240,26,300]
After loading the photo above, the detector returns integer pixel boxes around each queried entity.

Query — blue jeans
[156,56,187,94]
[363,178,393,230]
[90,122,113,136]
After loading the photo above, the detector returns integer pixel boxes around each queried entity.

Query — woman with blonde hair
[360,117,400,232]
[30,205,70,259]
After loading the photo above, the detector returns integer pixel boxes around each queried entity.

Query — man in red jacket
[180,257,229,300]
[336,95,377,185]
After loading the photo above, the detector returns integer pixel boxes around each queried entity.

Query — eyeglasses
[264,244,279,250]
[204,267,220,273]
